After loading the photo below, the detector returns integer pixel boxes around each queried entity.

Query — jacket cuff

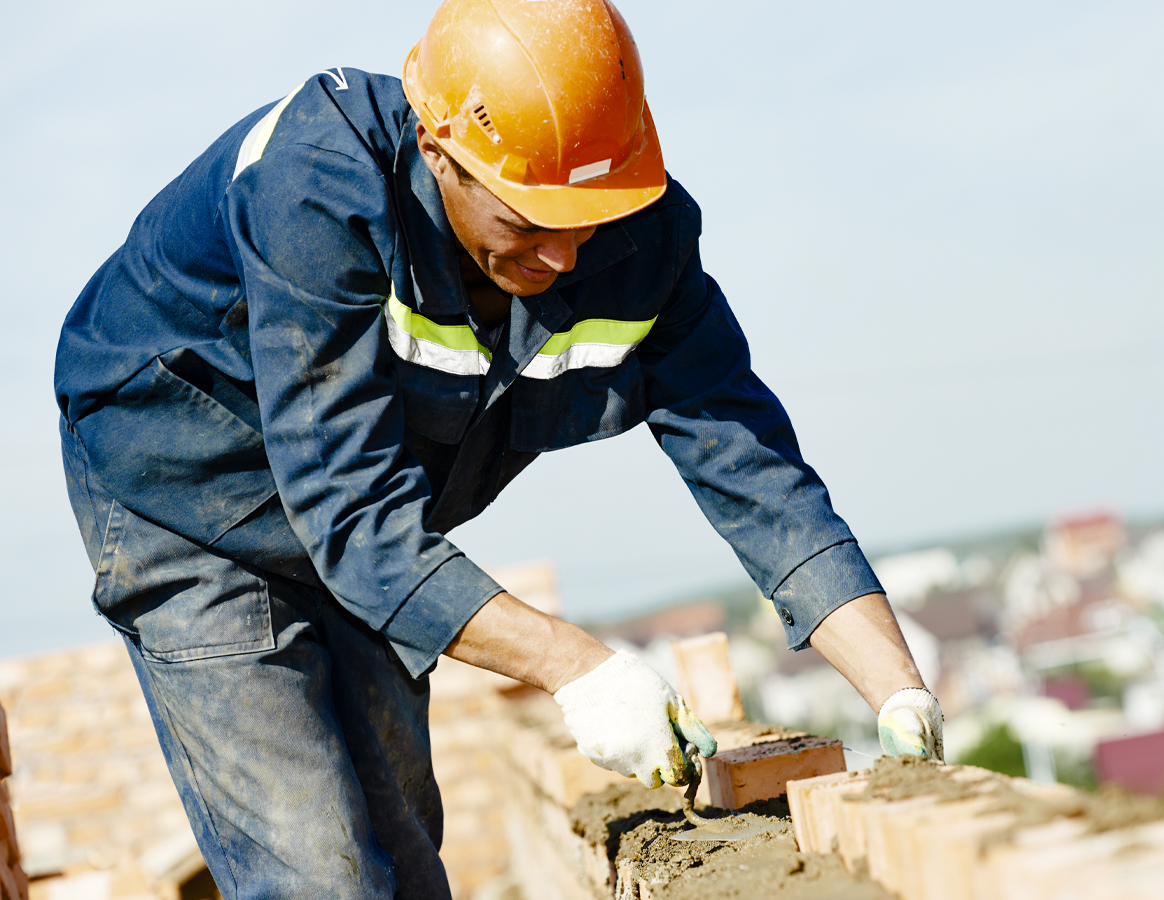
[383,554,504,678]
[770,540,883,650]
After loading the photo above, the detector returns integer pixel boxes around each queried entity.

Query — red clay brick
[0,704,11,778]
[0,856,18,900]
[704,735,845,809]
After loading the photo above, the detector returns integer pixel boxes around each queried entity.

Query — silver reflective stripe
[383,291,492,377]
[382,286,652,380]
[520,340,645,380]
[232,83,305,180]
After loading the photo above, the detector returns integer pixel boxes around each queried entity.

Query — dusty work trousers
[80,494,452,900]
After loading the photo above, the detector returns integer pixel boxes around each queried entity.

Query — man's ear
[416,124,446,179]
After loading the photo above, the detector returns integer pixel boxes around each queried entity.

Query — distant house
[592,600,727,647]
[1044,511,1126,578]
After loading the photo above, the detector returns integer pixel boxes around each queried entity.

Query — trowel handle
[681,743,713,827]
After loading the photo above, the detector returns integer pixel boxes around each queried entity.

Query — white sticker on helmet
[568,159,612,184]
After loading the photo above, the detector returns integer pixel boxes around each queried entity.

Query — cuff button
[780,608,794,626]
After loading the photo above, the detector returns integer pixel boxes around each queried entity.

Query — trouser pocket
[92,500,275,662]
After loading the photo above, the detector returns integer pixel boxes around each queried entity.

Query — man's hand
[878,688,944,761]
[553,650,717,788]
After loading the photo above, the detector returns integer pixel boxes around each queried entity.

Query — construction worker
[54,0,943,897]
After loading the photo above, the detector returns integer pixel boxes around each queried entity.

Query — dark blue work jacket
[55,70,880,677]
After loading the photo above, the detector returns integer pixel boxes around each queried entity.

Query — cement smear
[857,756,1164,838]
[571,783,890,900]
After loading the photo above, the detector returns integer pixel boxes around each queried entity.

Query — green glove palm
[878,688,944,761]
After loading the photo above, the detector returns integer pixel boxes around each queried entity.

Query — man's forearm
[808,592,926,712]
[443,592,614,693]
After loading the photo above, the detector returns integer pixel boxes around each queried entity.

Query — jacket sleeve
[637,194,882,650]
[223,143,501,677]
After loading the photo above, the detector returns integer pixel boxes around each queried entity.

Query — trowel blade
[670,818,783,842]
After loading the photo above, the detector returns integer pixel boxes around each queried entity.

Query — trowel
[670,747,785,843]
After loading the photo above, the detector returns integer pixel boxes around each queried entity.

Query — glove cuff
[878,687,941,720]
[553,649,652,713]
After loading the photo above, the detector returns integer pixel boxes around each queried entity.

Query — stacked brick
[788,759,1164,900]
[1,700,29,900]
[0,561,563,900]
[428,656,515,899]
[0,642,212,900]
[426,561,577,899]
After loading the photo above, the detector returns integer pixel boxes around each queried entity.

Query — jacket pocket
[74,352,277,547]
[93,500,275,663]
[509,359,647,452]
[397,362,478,445]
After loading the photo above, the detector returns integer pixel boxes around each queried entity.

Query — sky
[1,0,1161,657]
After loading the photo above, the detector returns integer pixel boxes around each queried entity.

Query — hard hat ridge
[403,0,666,228]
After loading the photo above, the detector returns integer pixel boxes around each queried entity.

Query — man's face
[418,127,597,297]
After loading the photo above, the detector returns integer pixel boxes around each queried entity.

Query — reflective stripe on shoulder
[520,316,656,380]
[383,289,492,377]
[232,83,306,180]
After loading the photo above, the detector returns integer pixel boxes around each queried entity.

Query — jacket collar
[392,111,470,320]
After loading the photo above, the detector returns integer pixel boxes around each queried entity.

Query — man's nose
[536,229,588,273]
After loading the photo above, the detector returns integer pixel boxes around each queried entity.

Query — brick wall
[0,560,564,900]
[0,642,211,900]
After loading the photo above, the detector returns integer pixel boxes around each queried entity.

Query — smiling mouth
[513,262,556,283]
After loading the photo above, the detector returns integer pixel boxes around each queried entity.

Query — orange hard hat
[402,0,666,229]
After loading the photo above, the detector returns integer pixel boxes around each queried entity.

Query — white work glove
[553,650,718,788]
[878,688,944,762]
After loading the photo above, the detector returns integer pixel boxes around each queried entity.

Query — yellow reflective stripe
[383,289,492,376]
[232,83,305,180]
[385,293,491,356]
[539,317,657,356]
[383,287,653,381]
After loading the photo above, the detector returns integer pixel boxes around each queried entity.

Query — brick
[924,808,1016,900]
[805,771,865,855]
[704,735,845,809]
[503,701,624,808]
[485,560,562,618]
[503,801,597,900]
[31,871,113,900]
[0,802,18,865]
[850,770,1003,899]
[864,794,941,894]
[580,840,615,896]
[10,862,27,900]
[107,864,150,899]
[834,790,880,873]
[972,817,1086,900]
[0,704,11,778]
[787,770,866,853]
[981,819,1164,900]
[614,862,636,900]
[0,858,18,900]
[889,796,987,900]
[670,632,744,725]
